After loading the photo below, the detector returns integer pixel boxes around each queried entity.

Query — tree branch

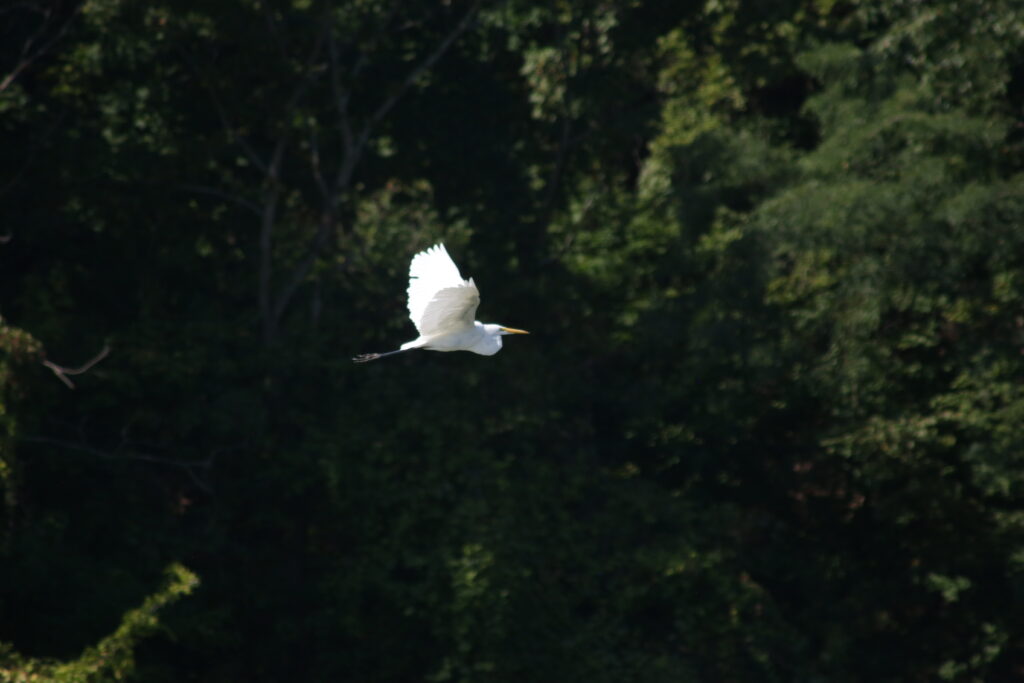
[179,184,262,215]
[192,4,481,345]
[254,24,331,345]
[206,78,271,174]
[325,0,484,199]
[0,2,80,94]
[258,160,283,345]
[17,435,213,494]
[41,344,111,389]
[271,213,335,325]
[367,1,482,128]
[177,45,271,174]
[344,0,484,180]
[262,3,485,341]
[537,112,574,233]
[258,0,290,62]
[328,33,359,177]
[326,0,393,173]
[0,2,48,16]
[307,118,330,202]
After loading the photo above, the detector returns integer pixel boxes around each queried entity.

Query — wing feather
[407,244,480,336]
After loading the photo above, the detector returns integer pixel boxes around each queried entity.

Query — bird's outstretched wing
[407,244,481,336]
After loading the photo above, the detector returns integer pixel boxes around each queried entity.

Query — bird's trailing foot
[353,348,412,363]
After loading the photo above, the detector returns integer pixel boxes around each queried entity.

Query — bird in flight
[354,243,529,363]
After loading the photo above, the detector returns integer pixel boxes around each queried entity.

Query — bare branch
[41,344,111,389]
[0,3,47,17]
[179,184,262,215]
[537,113,573,232]
[308,119,330,202]
[258,0,290,62]
[271,213,335,325]
[258,174,282,345]
[279,21,331,123]
[209,80,271,174]
[17,435,213,494]
[365,0,482,129]
[258,21,341,344]
[328,33,358,167]
[329,1,483,195]
[0,3,81,94]
[261,3,486,341]
[176,46,270,174]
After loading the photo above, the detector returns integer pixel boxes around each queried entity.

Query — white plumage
[354,243,528,363]
[406,244,480,337]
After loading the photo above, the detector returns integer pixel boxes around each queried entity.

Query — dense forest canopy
[2,0,1024,680]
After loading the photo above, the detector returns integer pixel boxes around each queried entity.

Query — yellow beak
[500,327,530,335]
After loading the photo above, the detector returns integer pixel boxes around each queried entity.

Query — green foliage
[3,0,1024,680]
[0,564,198,683]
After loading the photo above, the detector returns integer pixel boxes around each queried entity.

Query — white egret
[353,243,529,363]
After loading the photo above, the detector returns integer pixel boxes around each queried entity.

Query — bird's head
[482,324,530,337]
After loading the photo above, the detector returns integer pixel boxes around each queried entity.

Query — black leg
[352,348,414,363]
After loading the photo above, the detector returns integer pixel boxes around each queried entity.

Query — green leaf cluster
[2,0,1023,680]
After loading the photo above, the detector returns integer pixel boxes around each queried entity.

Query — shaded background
[2,0,1024,680]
